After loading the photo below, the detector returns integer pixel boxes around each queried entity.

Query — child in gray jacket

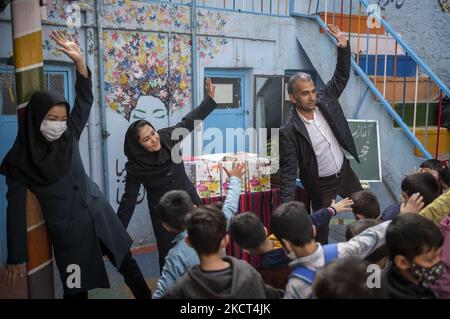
[271,201,390,299]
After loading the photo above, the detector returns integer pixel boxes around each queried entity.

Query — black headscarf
[124,120,172,182]
[0,90,73,187]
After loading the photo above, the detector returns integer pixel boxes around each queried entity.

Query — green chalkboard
[346,120,382,182]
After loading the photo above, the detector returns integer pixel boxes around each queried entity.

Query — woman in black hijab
[0,31,151,299]
[117,79,216,270]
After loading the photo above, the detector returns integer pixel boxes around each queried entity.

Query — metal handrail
[290,0,450,158]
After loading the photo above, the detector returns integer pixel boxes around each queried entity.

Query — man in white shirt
[279,25,362,244]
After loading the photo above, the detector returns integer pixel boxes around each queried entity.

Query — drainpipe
[95,1,110,198]
[191,0,198,109]
[85,12,100,185]
[9,0,54,298]
[289,0,295,15]
[190,0,198,157]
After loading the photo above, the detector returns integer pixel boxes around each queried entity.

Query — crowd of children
[2,29,448,300]
[156,159,449,299]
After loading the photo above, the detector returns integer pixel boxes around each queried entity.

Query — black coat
[382,265,437,299]
[5,71,132,294]
[279,44,359,207]
[117,96,218,228]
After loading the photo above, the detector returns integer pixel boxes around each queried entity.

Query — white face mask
[40,120,67,142]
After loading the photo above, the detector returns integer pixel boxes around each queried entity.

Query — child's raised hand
[223,162,246,180]
[331,198,353,213]
[400,192,424,214]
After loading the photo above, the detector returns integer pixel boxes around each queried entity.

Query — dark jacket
[381,203,401,222]
[117,96,218,228]
[258,248,291,290]
[5,71,132,294]
[382,265,437,299]
[163,256,283,299]
[255,208,332,290]
[279,43,359,207]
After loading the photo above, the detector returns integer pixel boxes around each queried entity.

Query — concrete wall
[381,0,450,86]
[3,0,443,247]
[294,0,450,85]
[97,1,314,246]
[0,1,316,247]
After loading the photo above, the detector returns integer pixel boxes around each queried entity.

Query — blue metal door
[202,70,247,154]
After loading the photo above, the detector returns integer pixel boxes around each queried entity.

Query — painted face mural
[100,2,229,121]
[43,1,230,122]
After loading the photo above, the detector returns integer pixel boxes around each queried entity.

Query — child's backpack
[289,243,339,284]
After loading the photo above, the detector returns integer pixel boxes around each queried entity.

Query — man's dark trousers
[313,159,362,244]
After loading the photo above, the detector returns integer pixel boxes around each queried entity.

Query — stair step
[319,12,385,35]
[357,54,416,77]
[393,102,441,127]
[413,127,450,158]
[369,76,441,103]
[350,35,405,56]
